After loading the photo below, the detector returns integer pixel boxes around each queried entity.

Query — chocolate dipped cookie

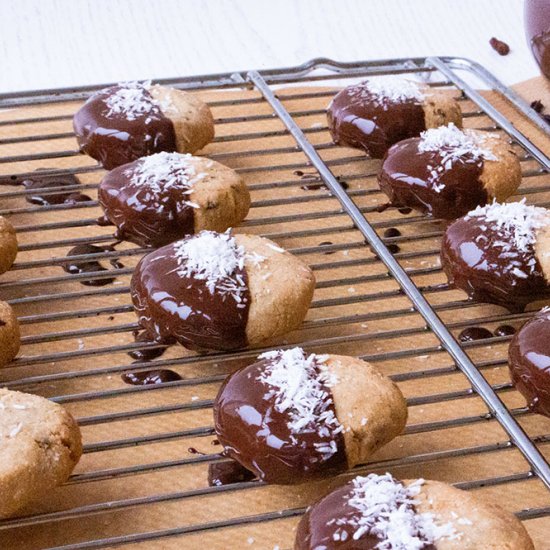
[73,81,214,169]
[0,300,20,367]
[509,306,550,418]
[378,124,521,219]
[327,77,462,158]
[98,152,250,247]
[131,230,315,351]
[213,348,407,484]
[441,200,550,311]
[295,473,533,549]
[0,216,17,275]
[0,389,83,519]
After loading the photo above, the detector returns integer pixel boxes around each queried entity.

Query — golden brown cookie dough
[0,389,82,519]
[294,473,533,549]
[131,231,315,351]
[213,349,407,484]
[0,216,17,275]
[0,301,20,368]
[378,125,521,219]
[73,81,214,169]
[98,152,250,247]
[327,77,462,158]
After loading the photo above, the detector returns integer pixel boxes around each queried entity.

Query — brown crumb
[489,37,510,56]
[530,99,544,113]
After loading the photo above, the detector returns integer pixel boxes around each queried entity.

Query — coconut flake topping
[417,124,497,192]
[258,347,342,459]
[174,230,263,302]
[103,80,159,121]
[128,152,206,210]
[338,473,458,549]
[466,199,550,253]
[348,77,425,103]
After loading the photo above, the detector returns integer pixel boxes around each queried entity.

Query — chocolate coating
[207,459,256,487]
[441,216,548,312]
[294,481,435,550]
[378,137,486,219]
[213,359,347,485]
[98,160,194,247]
[73,85,176,170]
[130,241,250,351]
[327,86,426,158]
[509,311,550,417]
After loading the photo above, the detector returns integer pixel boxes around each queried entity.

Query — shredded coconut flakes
[257,347,342,460]
[340,473,458,549]
[102,80,165,121]
[173,230,263,302]
[418,124,497,192]
[128,152,206,211]
[348,77,425,103]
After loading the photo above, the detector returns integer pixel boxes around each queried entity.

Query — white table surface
[0,0,540,94]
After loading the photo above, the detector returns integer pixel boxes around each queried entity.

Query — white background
[0,0,540,93]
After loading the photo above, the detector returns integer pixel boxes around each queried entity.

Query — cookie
[131,230,315,351]
[327,77,462,158]
[378,124,521,219]
[441,200,550,311]
[0,389,83,518]
[98,152,250,247]
[509,306,550,417]
[0,216,17,275]
[213,349,407,484]
[295,473,533,549]
[73,81,214,170]
[0,301,20,367]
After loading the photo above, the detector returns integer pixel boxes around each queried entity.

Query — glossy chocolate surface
[63,244,123,286]
[525,0,550,79]
[207,459,256,487]
[22,173,92,206]
[73,85,177,170]
[327,86,426,158]
[131,241,250,351]
[378,137,486,219]
[458,326,493,343]
[294,481,436,550]
[121,369,181,385]
[213,359,346,485]
[441,216,548,311]
[98,160,194,248]
[128,331,168,361]
[509,310,550,417]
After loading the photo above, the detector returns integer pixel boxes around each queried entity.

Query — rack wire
[0,57,549,549]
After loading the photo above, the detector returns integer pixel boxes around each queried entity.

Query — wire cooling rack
[0,57,550,549]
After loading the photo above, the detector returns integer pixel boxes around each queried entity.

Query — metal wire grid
[0,57,549,548]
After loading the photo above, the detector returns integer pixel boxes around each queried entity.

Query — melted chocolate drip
[458,326,493,342]
[383,227,401,238]
[208,460,256,487]
[131,240,250,351]
[398,206,412,214]
[378,137,487,219]
[509,311,550,417]
[73,85,177,170]
[213,359,347,485]
[441,215,548,312]
[21,173,92,206]
[121,369,181,385]
[525,0,550,79]
[294,480,436,550]
[187,447,206,455]
[319,241,336,254]
[98,159,195,248]
[63,244,123,286]
[327,85,426,158]
[495,324,516,337]
[128,331,168,361]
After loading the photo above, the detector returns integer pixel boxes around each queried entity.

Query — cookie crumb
[489,37,510,55]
